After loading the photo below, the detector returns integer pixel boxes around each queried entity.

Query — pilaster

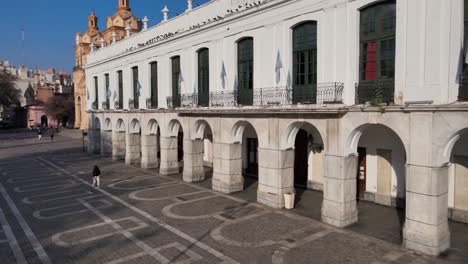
[183,139,205,182]
[141,135,159,169]
[212,142,243,193]
[159,136,179,175]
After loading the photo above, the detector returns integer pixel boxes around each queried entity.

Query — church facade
[74,0,141,130]
[84,0,468,256]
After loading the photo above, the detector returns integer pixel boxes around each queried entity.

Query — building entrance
[357,147,367,199]
[294,129,308,187]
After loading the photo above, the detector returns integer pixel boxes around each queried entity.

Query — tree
[44,96,74,127]
[0,70,21,107]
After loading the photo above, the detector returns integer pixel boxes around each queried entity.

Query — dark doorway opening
[177,131,183,162]
[294,129,309,187]
[357,147,367,200]
[40,115,48,127]
[244,138,258,178]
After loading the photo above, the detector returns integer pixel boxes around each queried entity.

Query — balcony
[146,98,158,109]
[114,101,122,110]
[91,102,98,110]
[355,80,395,105]
[101,101,109,111]
[166,82,344,109]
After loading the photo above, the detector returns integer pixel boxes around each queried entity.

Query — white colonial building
[84,0,468,256]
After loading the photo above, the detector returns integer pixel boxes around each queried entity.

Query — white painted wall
[448,133,468,208]
[85,0,464,109]
[358,125,406,198]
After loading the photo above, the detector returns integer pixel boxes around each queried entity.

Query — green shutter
[172,56,181,107]
[118,71,123,109]
[151,62,158,108]
[132,67,139,109]
[292,21,317,104]
[198,48,209,107]
[237,38,254,105]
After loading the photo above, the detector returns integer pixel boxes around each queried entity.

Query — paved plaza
[0,130,466,263]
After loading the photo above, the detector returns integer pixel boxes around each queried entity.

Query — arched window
[93,76,99,109]
[117,70,123,109]
[358,0,396,104]
[104,73,109,109]
[132,66,139,109]
[460,0,468,101]
[237,37,254,105]
[292,21,317,104]
[150,62,158,108]
[198,48,210,107]
[171,56,181,108]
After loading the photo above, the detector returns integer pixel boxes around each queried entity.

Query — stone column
[112,131,126,160]
[183,139,205,182]
[212,142,243,193]
[321,154,358,227]
[125,133,141,164]
[141,135,159,169]
[100,130,112,157]
[403,165,450,255]
[159,136,179,175]
[87,129,100,154]
[257,148,295,208]
[402,112,450,255]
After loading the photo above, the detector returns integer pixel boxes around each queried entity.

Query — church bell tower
[118,0,131,11]
[88,11,98,30]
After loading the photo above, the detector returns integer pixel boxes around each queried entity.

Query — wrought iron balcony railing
[355,80,395,105]
[128,98,135,110]
[166,82,344,108]
[114,101,121,110]
[102,101,109,110]
[459,76,468,102]
[91,101,98,110]
[146,98,158,109]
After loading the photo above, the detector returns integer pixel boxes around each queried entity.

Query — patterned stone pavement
[0,130,464,263]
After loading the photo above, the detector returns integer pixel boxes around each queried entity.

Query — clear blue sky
[0,0,209,74]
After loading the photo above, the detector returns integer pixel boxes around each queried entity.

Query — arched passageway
[92,118,101,155]
[100,118,112,156]
[347,124,407,245]
[160,120,183,175]
[281,122,324,218]
[126,119,142,165]
[112,119,126,161]
[241,122,259,188]
[41,115,48,127]
[183,120,213,183]
[141,119,160,169]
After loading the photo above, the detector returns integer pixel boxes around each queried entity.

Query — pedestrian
[37,130,42,140]
[91,165,101,188]
[50,133,54,141]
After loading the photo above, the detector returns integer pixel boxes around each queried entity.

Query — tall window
[93,76,99,109]
[358,0,396,104]
[461,0,468,101]
[150,62,158,108]
[171,56,181,108]
[292,21,317,104]
[132,66,139,109]
[198,48,210,107]
[237,38,254,105]
[117,70,123,109]
[105,73,110,108]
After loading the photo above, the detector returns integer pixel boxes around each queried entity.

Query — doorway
[294,129,309,187]
[245,138,258,177]
[357,147,367,199]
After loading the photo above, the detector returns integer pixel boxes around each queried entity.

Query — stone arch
[129,118,141,134]
[146,119,159,135]
[115,118,125,132]
[167,119,183,137]
[103,118,112,131]
[192,119,214,140]
[346,123,409,159]
[93,117,101,130]
[230,120,260,144]
[441,128,468,166]
[280,121,324,150]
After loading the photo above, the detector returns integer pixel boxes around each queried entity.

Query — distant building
[73,0,141,130]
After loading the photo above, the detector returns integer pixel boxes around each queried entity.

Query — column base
[212,173,243,193]
[183,166,205,182]
[321,199,358,228]
[159,165,180,175]
[141,161,159,169]
[257,189,285,209]
[403,219,450,256]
